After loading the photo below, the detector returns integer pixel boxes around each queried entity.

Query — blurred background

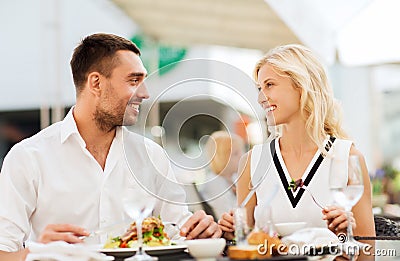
[1,0,400,214]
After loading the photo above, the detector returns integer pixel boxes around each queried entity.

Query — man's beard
[93,106,124,132]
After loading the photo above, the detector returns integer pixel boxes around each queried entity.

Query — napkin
[281,228,339,255]
[25,241,114,261]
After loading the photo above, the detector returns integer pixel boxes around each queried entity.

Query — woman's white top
[251,137,352,229]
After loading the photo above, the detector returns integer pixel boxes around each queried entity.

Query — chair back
[374,215,400,237]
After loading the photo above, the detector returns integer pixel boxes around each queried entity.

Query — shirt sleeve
[0,144,38,251]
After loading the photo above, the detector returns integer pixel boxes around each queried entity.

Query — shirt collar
[60,107,85,146]
[60,107,123,147]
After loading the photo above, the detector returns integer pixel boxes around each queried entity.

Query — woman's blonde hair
[205,131,243,174]
[253,44,347,151]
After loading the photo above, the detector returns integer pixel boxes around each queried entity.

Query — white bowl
[186,238,226,260]
[274,222,307,236]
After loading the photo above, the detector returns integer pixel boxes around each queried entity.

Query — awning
[110,0,301,51]
[112,0,400,66]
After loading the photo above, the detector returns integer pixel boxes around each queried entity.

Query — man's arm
[0,248,29,261]
[0,145,37,253]
[0,224,91,261]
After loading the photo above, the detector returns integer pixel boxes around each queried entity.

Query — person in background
[0,33,221,260]
[198,131,245,219]
[0,121,31,168]
[218,44,375,241]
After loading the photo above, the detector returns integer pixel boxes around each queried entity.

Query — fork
[301,185,325,210]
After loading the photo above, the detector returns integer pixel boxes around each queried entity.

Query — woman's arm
[350,147,375,237]
[322,146,375,237]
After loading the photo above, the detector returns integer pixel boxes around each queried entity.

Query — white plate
[99,242,187,258]
[275,222,307,236]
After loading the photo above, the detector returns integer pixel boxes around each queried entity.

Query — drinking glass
[123,188,157,261]
[234,207,250,246]
[329,155,367,259]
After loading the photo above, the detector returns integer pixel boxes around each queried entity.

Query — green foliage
[372,179,383,195]
[372,164,400,195]
[130,33,187,75]
[393,174,400,192]
[382,164,400,179]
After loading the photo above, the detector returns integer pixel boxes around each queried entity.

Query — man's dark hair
[70,33,141,93]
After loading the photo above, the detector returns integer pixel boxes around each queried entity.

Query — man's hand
[179,210,222,239]
[38,224,89,244]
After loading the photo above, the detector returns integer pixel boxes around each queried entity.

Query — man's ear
[87,72,102,96]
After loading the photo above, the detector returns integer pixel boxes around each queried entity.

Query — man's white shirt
[0,108,191,251]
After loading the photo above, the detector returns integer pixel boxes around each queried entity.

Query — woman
[218,44,375,240]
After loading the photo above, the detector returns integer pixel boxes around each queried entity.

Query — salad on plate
[103,216,171,249]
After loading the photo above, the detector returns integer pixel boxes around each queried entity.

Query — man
[0,33,221,260]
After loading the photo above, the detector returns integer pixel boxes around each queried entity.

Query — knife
[239,182,278,209]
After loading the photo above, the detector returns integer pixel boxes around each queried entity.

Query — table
[109,239,400,261]
[113,254,308,261]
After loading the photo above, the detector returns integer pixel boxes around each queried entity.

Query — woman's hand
[218,210,235,240]
[322,206,356,234]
